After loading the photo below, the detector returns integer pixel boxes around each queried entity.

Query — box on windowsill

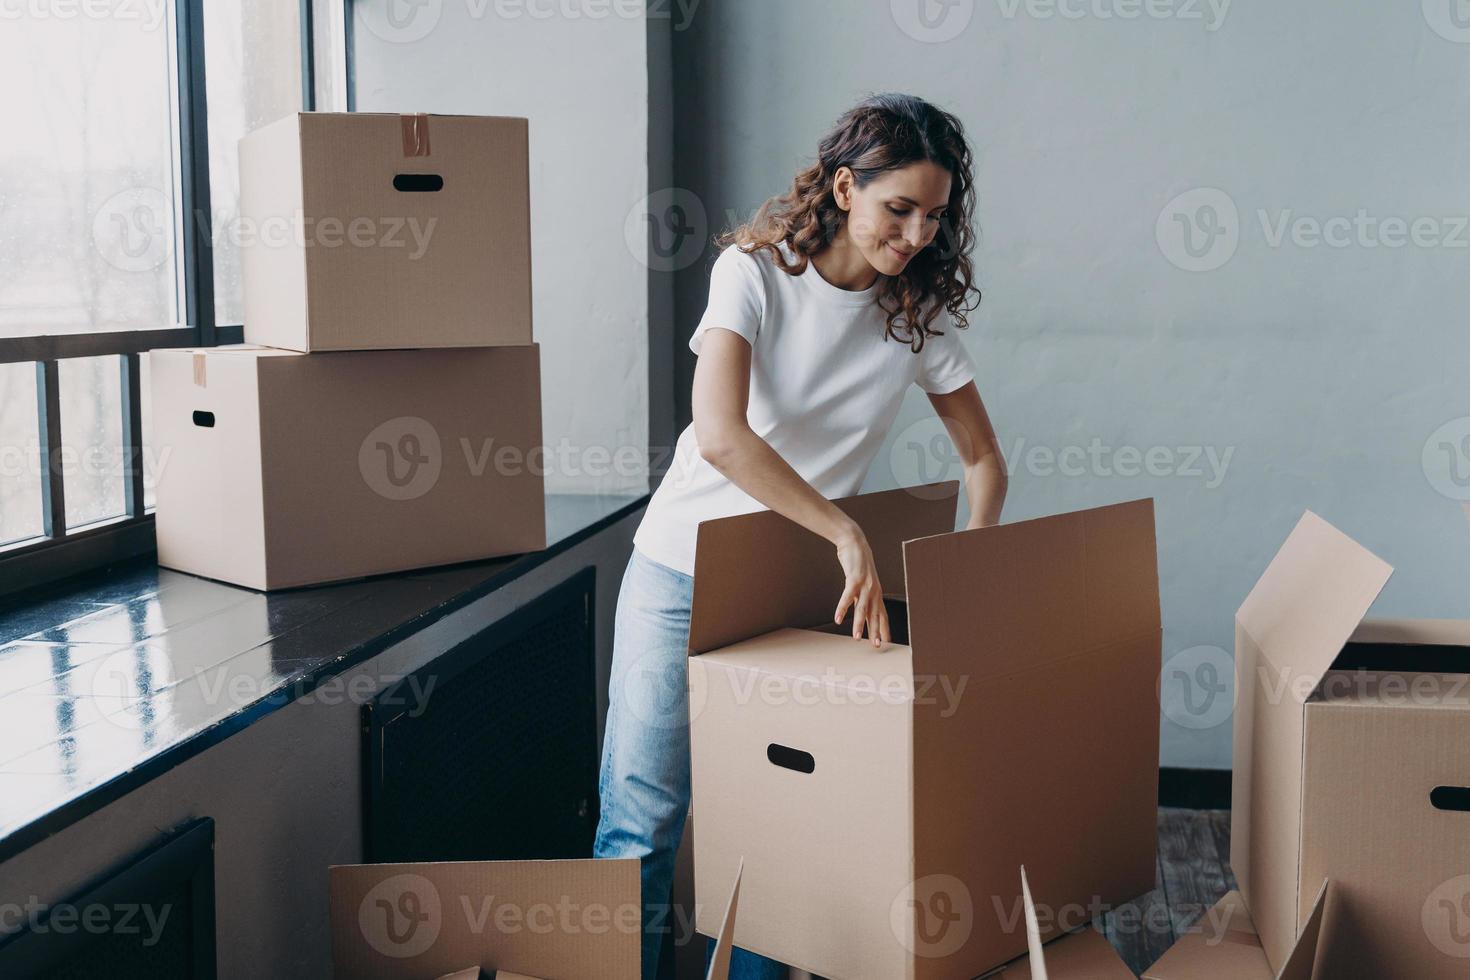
[239,111,533,352]
[151,344,544,590]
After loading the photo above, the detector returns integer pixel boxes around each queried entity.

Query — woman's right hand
[693,331,893,646]
[833,524,889,648]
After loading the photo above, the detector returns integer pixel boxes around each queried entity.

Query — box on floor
[151,344,544,590]
[688,482,1163,980]
[1142,884,1332,980]
[330,857,744,980]
[240,111,533,352]
[992,868,1330,979]
[1232,511,1470,978]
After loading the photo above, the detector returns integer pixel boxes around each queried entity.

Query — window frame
[0,0,347,598]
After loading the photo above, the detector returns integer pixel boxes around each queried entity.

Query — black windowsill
[0,492,648,865]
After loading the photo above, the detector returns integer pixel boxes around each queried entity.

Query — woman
[594,93,1008,980]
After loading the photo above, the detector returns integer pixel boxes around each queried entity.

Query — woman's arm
[926,381,1008,529]
[692,327,890,647]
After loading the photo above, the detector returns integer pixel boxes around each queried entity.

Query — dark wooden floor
[1101,808,1236,974]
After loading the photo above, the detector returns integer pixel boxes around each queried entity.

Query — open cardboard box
[687,482,1163,979]
[1232,511,1470,977]
[991,868,1330,979]
[330,857,744,980]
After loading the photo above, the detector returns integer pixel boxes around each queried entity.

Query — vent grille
[47,876,196,979]
[365,567,599,863]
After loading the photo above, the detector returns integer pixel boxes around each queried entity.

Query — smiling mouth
[886,243,915,259]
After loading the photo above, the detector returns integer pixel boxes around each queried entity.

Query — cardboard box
[240,112,533,352]
[329,857,743,980]
[1142,882,1328,980]
[687,483,1163,980]
[995,869,1329,980]
[329,858,637,979]
[152,344,545,590]
[1232,511,1470,977]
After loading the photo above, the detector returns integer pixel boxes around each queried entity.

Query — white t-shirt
[633,244,977,576]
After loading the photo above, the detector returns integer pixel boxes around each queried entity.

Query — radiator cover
[364,566,600,863]
[0,818,216,979]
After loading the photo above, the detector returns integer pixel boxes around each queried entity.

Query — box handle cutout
[1431,786,1470,812]
[767,743,815,774]
[393,173,444,192]
[192,410,215,428]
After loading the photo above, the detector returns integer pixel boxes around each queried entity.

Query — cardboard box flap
[1021,866,1049,977]
[1236,511,1392,700]
[1350,617,1470,646]
[705,859,742,980]
[687,482,958,655]
[1275,879,1328,980]
[902,498,1159,681]
[1004,867,1134,979]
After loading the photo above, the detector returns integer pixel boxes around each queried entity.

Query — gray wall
[670,0,1470,769]
[353,0,651,496]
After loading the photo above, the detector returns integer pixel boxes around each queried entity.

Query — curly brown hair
[720,93,980,352]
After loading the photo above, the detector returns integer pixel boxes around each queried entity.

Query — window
[0,0,349,596]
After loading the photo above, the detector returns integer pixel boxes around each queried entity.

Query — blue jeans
[594,549,786,980]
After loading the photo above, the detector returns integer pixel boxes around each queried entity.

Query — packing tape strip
[401,113,431,157]
[192,353,206,388]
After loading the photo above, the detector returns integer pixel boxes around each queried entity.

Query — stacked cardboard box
[152,113,545,590]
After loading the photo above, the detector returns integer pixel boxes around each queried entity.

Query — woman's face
[836,160,953,276]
